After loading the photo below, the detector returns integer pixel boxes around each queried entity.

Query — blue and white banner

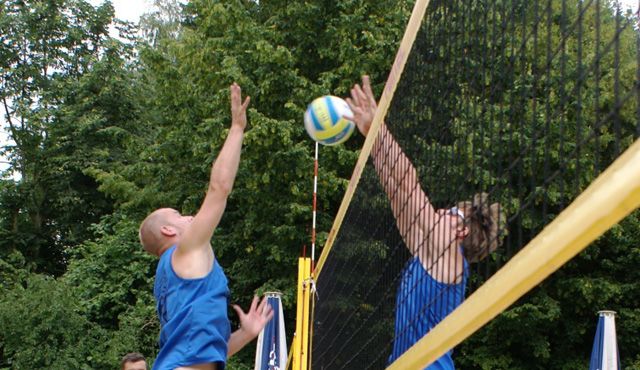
[589,310,620,370]
[255,292,287,370]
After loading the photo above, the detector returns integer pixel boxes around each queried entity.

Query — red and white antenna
[311,141,319,272]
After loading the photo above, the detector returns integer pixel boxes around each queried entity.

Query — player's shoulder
[172,244,214,279]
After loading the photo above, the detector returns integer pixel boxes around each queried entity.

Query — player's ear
[160,225,177,237]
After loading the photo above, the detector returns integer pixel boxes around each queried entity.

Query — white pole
[598,310,619,370]
[311,141,318,271]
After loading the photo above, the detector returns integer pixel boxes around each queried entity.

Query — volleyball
[304,95,355,146]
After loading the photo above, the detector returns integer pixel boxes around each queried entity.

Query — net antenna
[312,141,319,270]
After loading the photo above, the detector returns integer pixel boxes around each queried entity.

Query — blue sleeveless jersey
[153,245,231,370]
[389,256,468,370]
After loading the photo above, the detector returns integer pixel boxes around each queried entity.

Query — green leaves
[1,0,638,369]
[0,274,110,369]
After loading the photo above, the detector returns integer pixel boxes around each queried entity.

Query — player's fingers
[362,75,370,86]
[262,300,273,314]
[345,97,354,109]
[250,295,259,312]
[345,102,361,119]
[350,87,360,107]
[230,83,240,104]
[362,76,376,105]
[264,308,273,320]
[354,84,367,107]
[265,308,274,322]
[346,97,361,114]
[231,304,244,318]
[362,75,372,95]
[257,296,269,313]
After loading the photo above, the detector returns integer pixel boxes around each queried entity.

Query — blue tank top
[388,256,468,370]
[153,245,231,370]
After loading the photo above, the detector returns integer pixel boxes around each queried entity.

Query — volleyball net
[306,0,640,369]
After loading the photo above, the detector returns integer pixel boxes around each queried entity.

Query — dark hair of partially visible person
[121,352,146,370]
[457,192,507,263]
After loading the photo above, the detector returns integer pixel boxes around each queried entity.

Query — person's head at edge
[121,352,147,370]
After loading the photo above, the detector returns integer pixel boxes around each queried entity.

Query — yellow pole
[301,258,312,370]
[293,257,312,370]
[387,139,640,370]
[292,257,306,370]
[307,275,315,370]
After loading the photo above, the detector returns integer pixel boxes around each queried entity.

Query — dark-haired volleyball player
[347,76,505,369]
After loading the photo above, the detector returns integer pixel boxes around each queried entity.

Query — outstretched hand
[230,82,250,130]
[232,295,274,339]
[346,75,378,136]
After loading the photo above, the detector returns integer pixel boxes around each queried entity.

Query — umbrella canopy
[589,310,620,370]
[255,292,287,370]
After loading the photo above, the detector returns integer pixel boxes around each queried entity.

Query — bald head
[139,208,173,255]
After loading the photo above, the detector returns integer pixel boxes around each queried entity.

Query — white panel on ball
[304,95,355,146]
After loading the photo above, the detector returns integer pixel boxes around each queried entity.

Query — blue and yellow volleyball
[304,95,355,146]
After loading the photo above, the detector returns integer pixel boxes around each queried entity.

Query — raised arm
[174,83,250,267]
[373,125,437,256]
[347,77,438,260]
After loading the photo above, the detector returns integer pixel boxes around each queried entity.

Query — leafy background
[0,0,638,369]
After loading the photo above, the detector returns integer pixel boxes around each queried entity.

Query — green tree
[5,0,635,369]
[60,0,413,367]
[0,274,110,369]
[0,0,128,275]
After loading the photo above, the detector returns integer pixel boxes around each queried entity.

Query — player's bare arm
[174,83,250,278]
[347,76,438,260]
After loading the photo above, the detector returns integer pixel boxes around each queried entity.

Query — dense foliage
[0,0,638,369]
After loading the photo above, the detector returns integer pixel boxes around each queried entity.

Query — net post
[301,258,312,370]
[292,257,304,370]
[293,257,312,370]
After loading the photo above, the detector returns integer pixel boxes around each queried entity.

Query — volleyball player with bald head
[347,76,505,369]
[139,83,273,370]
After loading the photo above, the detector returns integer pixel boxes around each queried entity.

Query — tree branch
[2,95,22,149]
